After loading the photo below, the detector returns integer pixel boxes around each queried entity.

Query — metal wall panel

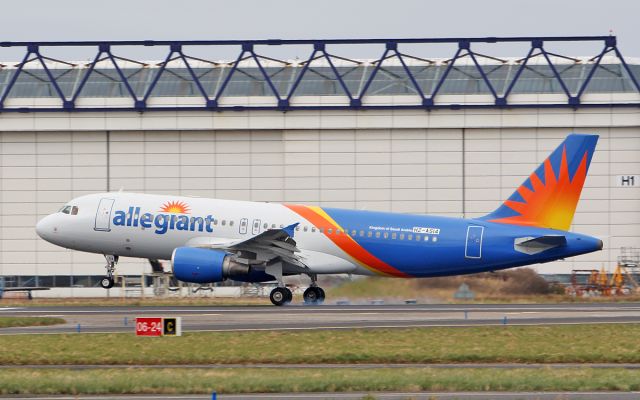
[0,125,638,285]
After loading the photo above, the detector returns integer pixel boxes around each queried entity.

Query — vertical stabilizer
[480,134,598,231]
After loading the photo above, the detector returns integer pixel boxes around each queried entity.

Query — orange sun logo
[490,145,588,231]
[160,201,191,214]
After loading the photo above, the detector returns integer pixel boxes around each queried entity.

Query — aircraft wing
[514,235,567,255]
[1,287,50,291]
[185,223,307,270]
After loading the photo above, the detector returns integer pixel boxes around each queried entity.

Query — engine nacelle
[171,247,273,284]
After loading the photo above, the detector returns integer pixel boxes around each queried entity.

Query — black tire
[317,287,325,304]
[303,287,320,305]
[284,287,293,303]
[100,277,114,289]
[270,287,288,306]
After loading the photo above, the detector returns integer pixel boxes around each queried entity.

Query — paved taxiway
[1,302,639,334]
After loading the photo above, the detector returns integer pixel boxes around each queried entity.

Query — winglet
[481,133,598,231]
[282,223,299,237]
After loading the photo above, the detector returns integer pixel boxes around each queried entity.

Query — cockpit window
[60,205,79,215]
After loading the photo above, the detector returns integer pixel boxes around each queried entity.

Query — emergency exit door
[94,198,115,232]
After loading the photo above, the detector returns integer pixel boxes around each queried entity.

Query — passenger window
[303,226,308,232]
[359,230,364,237]
[415,235,421,241]
[367,231,372,238]
[311,227,316,232]
[399,233,405,240]
[408,234,413,241]
[375,232,381,238]
[221,220,226,226]
[432,237,438,242]
[336,230,341,235]
[272,224,276,229]
[214,219,218,226]
[351,230,356,236]
[328,228,333,234]
[383,232,389,239]
[296,226,300,231]
[229,220,234,227]
[319,228,324,233]
[424,236,429,241]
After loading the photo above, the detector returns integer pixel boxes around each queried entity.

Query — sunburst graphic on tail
[482,134,598,231]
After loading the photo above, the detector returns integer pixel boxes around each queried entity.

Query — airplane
[36,133,603,306]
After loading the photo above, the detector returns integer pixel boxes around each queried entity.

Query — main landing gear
[303,286,325,305]
[269,286,293,306]
[265,263,325,306]
[303,274,325,305]
[266,261,292,306]
[268,285,325,306]
[100,254,118,289]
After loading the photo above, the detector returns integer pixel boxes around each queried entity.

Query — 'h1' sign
[616,175,639,187]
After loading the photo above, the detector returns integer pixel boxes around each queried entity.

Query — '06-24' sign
[135,317,182,336]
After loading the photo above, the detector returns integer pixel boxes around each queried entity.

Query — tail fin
[481,133,598,231]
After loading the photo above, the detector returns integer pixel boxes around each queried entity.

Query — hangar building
[0,36,638,295]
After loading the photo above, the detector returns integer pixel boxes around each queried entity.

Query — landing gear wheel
[100,277,114,289]
[270,287,292,306]
[303,287,322,305]
[102,254,118,290]
[285,287,293,303]
[317,287,325,304]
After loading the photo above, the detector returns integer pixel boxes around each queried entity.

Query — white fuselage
[36,192,368,276]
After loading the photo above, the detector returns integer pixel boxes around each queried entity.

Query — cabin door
[94,198,115,232]
[465,225,484,259]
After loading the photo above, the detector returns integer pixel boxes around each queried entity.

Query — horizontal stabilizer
[514,235,567,255]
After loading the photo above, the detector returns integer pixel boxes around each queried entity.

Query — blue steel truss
[0,36,638,112]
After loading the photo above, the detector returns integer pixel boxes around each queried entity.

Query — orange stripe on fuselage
[284,204,409,277]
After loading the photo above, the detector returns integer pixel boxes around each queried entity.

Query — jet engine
[171,247,273,283]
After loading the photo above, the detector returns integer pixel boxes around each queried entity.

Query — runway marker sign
[136,317,182,336]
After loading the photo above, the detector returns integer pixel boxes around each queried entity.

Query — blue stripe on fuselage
[322,207,469,276]
[320,207,601,277]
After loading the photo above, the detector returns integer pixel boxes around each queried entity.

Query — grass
[1,324,640,365]
[0,367,639,394]
[0,317,65,328]
[327,275,640,303]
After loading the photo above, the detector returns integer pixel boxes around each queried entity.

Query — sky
[0,0,637,61]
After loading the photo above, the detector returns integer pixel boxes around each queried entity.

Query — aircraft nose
[36,214,57,240]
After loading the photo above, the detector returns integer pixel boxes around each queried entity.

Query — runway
[1,302,639,334]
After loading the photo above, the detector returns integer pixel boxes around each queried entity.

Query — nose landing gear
[100,254,118,289]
